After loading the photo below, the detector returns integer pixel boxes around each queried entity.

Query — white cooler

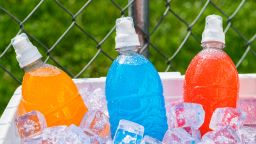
[0,72,256,144]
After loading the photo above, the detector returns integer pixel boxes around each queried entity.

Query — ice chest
[1,72,256,144]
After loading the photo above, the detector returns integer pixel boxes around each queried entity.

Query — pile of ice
[16,110,111,144]
[15,88,256,144]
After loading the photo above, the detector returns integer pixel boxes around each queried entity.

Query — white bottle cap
[115,17,140,49]
[11,33,42,68]
[202,14,225,44]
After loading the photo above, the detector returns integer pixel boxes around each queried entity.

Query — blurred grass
[0,0,255,115]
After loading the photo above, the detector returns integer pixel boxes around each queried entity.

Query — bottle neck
[117,46,139,55]
[201,41,225,50]
[23,59,44,72]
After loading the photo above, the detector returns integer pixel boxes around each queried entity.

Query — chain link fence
[0,0,255,113]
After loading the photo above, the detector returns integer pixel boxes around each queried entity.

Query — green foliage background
[0,0,255,115]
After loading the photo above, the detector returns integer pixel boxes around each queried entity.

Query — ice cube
[238,125,256,144]
[238,99,256,125]
[22,135,42,144]
[80,88,108,115]
[63,124,91,144]
[162,128,195,144]
[201,126,240,144]
[89,137,101,144]
[210,107,246,130]
[141,135,162,144]
[15,110,46,139]
[105,138,113,144]
[183,127,201,144]
[81,127,111,144]
[113,120,144,144]
[165,98,183,114]
[167,103,205,128]
[80,110,110,138]
[197,138,215,144]
[41,125,66,144]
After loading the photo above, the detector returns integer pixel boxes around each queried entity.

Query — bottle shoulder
[107,53,161,81]
[185,48,239,85]
[191,48,237,66]
[196,48,230,59]
[25,64,62,77]
[196,48,229,58]
[115,53,149,65]
[189,48,237,69]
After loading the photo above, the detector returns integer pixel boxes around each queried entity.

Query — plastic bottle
[11,33,88,126]
[105,17,168,140]
[184,15,239,135]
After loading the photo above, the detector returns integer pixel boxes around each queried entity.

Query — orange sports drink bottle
[11,33,88,126]
[184,15,239,135]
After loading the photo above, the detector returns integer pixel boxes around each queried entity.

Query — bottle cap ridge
[202,14,225,44]
[115,17,140,49]
[11,33,42,68]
